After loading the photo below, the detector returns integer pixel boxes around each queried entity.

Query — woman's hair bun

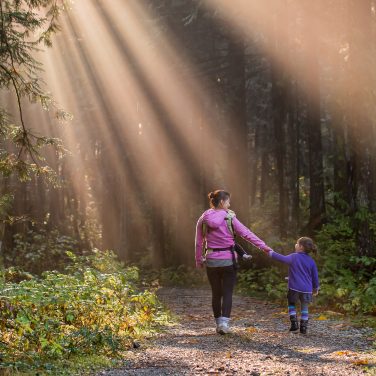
[207,190,230,208]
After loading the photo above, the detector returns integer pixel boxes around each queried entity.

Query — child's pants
[287,289,312,320]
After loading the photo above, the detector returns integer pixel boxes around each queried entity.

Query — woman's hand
[261,246,273,254]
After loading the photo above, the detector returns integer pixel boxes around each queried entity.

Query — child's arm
[267,250,295,265]
[311,261,319,293]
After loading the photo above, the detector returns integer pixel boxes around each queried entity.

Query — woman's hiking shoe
[217,323,230,334]
[216,317,230,335]
[300,319,308,335]
[289,315,299,333]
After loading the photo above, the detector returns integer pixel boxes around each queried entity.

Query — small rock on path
[96,288,376,375]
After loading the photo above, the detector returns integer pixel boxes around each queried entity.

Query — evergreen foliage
[0,0,70,180]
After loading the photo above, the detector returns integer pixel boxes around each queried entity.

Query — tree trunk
[302,3,325,232]
[346,0,375,256]
[226,35,249,223]
[271,12,288,238]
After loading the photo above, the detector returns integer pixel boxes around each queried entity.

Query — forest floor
[96,288,376,376]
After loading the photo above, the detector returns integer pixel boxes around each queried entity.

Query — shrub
[5,227,77,275]
[315,206,376,314]
[0,250,169,372]
[237,265,287,303]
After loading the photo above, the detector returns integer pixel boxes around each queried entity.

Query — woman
[195,190,272,334]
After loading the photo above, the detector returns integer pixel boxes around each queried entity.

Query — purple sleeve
[269,250,295,265]
[311,262,319,290]
[232,217,268,250]
[195,217,204,267]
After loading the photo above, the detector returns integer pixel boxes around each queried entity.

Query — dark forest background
[1,0,375,314]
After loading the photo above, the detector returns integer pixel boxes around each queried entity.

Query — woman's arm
[232,217,271,251]
[195,217,205,268]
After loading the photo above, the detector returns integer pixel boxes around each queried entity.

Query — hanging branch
[0,0,69,176]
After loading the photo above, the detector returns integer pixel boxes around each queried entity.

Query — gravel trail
[96,288,375,376]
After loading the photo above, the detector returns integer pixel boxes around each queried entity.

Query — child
[264,237,319,334]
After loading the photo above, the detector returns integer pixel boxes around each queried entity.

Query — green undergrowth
[0,354,124,376]
[141,264,209,288]
[0,250,171,375]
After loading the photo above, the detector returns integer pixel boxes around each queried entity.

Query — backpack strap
[225,210,236,237]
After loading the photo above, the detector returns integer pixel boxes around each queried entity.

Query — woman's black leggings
[206,265,237,318]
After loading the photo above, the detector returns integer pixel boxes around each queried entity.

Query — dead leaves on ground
[333,350,373,367]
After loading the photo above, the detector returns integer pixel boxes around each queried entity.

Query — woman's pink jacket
[195,208,268,267]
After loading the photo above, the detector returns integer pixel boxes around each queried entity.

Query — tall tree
[271,3,289,237]
[346,0,375,256]
[301,2,325,232]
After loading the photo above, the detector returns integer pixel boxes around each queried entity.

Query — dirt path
[97,288,375,375]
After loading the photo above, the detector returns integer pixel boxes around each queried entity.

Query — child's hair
[208,190,230,208]
[298,237,318,254]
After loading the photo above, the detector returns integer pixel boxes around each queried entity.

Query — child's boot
[300,319,308,334]
[289,315,299,332]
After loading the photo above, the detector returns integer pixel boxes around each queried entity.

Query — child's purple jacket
[195,209,268,267]
[269,250,319,293]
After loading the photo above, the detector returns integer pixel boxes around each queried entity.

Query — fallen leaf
[296,348,314,354]
[246,327,258,333]
[334,351,352,356]
[352,359,369,366]
[316,315,328,320]
[226,351,232,358]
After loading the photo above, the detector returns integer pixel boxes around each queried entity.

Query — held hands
[261,246,273,254]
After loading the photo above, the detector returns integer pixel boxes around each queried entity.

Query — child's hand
[242,254,252,260]
[313,289,319,296]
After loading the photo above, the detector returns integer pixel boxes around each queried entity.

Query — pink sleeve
[232,217,269,250]
[195,217,204,267]
[203,210,227,228]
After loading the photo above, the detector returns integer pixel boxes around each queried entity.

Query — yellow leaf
[316,315,328,320]
[334,351,351,356]
[226,351,232,358]
[352,359,369,366]
[245,327,258,333]
[296,348,313,354]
